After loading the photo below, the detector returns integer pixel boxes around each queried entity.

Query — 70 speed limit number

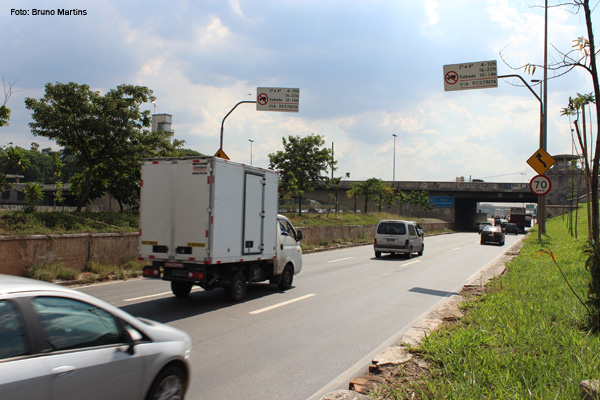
[530,174,551,196]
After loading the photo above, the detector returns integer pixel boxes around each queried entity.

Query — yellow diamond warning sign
[214,148,230,160]
[527,148,555,175]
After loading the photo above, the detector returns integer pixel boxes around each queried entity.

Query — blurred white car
[0,274,191,400]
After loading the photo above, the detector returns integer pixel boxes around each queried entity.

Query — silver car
[0,275,191,400]
[374,219,424,258]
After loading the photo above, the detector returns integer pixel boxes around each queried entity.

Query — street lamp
[521,172,526,208]
[392,134,397,182]
[249,139,254,165]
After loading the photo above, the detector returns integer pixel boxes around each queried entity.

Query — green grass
[0,211,139,235]
[25,260,145,284]
[286,212,443,228]
[374,207,600,399]
[0,210,437,235]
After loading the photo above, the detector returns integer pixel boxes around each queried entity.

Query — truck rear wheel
[171,281,193,297]
[278,264,294,291]
[227,272,247,302]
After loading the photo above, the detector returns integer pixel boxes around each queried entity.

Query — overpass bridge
[300,180,538,231]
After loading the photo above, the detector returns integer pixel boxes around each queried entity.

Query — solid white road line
[249,294,316,315]
[404,260,421,266]
[327,257,354,263]
[124,287,201,302]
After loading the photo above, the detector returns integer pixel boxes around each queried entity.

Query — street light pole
[220,100,256,151]
[249,139,254,165]
[392,134,397,182]
[540,0,548,237]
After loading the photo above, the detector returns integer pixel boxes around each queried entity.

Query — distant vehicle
[505,223,519,234]
[509,207,526,233]
[494,217,502,226]
[480,225,505,246]
[478,222,492,233]
[374,220,424,258]
[0,275,192,400]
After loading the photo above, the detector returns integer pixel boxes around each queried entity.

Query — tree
[175,148,205,157]
[0,145,30,192]
[561,93,594,238]
[326,172,350,216]
[347,178,383,214]
[373,181,396,212]
[268,134,334,215]
[22,182,44,213]
[407,190,434,217]
[0,78,18,127]
[25,82,182,211]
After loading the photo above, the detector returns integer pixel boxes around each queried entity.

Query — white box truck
[138,156,303,301]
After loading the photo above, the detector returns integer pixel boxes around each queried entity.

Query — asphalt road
[77,231,521,400]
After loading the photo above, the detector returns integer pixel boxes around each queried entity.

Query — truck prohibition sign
[529,174,551,196]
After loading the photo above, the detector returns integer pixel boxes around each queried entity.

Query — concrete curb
[320,235,527,399]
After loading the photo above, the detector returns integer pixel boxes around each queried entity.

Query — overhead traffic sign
[214,148,230,160]
[527,148,555,175]
[443,60,498,91]
[256,87,299,112]
[530,175,551,196]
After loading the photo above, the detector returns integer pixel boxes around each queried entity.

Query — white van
[374,220,424,258]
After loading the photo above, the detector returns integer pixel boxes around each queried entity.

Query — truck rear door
[243,173,264,254]
[173,159,211,261]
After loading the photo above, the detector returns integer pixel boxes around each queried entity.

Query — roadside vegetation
[25,260,145,285]
[0,210,441,235]
[374,205,600,399]
[0,211,138,235]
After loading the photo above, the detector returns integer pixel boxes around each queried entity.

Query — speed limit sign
[530,174,551,196]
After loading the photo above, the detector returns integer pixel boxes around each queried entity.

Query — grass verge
[287,212,444,228]
[374,207,600,399]
[25,260,145,285]
[0,211,138,235]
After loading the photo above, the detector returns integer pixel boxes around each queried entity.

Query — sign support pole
[220,101,256,150]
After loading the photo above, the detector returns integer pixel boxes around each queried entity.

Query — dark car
[481,225,505,245]
[505,223,519,234]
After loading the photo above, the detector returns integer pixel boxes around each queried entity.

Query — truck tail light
[187,271,204,280]
[143,266,161,278]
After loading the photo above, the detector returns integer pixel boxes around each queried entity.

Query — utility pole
[392,134,397,182]
[331,142,334,180]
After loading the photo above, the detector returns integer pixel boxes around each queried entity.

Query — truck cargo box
[139,157,278,265]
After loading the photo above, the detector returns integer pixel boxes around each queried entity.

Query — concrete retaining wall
[0,222,453,277]
[0,233,139,276]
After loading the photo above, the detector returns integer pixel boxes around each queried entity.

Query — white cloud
[423,0,440,27]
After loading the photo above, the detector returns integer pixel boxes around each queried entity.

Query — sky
[1,0,598,183]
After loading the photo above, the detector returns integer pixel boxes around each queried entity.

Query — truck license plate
[171,269,188,278]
